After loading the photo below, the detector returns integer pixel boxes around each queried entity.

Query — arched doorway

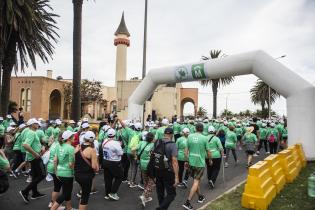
[181,97,196,118]
[49,89,61,119]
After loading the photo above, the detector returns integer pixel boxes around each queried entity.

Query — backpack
[147,140,174,178]
[268,134,275,143]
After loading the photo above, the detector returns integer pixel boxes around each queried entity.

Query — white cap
[6,127,15,132]
[19,123,26,129]
[9,122,16,126]
[270,123,276,127]
[69,120,75,124]
[223,121,228,125]
[27,118,40,126]
[102,125,110,132]
[38,118,44,122]
[107,128,116,137]
[84,131,95,141]
[55,119,62,125]
[6,115,12,119]
[77,121,82,127]
[176,119,180,123]
[182,128,190,134]
[81,122,89,129]
[203,119,209,123]
[135,122,142,130]
[142,131,148,140]
[62,130,76,141]
[208,126,216,133]
[262,123,267,127]
[82,118,89,122]
[161,118,169,125]
[0,117,3,121]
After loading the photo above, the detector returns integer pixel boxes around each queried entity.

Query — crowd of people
[0,114,288,210]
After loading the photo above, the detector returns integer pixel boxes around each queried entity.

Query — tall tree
[197,106,207,118]
[250,79,280,118]
[200,50,234,118]
[71,0,85,122]
[0,0,59,116]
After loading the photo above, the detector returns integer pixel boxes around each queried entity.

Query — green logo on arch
[191,63,206,79]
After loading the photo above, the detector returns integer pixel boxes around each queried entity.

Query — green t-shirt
[98,129,105,143]
[20,127,30,153]
[282,127,288,138]
[176,136,188,161]
[173,123,181,135]
[0,156,9,170]
[259,128,268,140]
[36,129,46,143]
[225,130,237,149]
[74,127,80,132]
[56,143,75,177]
[219,125,228,135]
[47,141,60,174]
[138,141,154,170]
[13,132,22,151]
[45,126,54,138]
[0,124,5,136]
[155,126,166,140]
[24,129,42,161]
[243,133,257,144]
[188,124,196,134]
[53,127,61,141]
[128,131,141,154]
[267,128,279,142]
[206,134,223,159]
[235,127,243,137]
[187,133,209,168]
[149,128,157,136]
[202,123,210,136]
[67,126,74,132]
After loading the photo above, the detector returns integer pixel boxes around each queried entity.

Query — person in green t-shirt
[202,119,210,136]
[173,120,182,142]
[243,127,258,167]
[0,118,5,138]
[20,119,46,203]
[176,128,189,188]
[256,123,269,155]
[280,121,288,150]
[206,126,223,188]
[66,120,75,132]
[137,132,155,205]
[267,123,280,154]
[45,121,54,141]
[224,126,238,168]
[183,123,211,210]
[12,124,27,173]
[155,118,169,140]
[53,120,62,142]
[51,130,75,210]
[0,150,10,171]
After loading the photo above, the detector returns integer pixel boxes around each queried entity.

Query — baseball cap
[102,125,110,132]
[0,117,3,121]
[84,131,95,142]
[208,126,216,133]
[164,127,173,134]
[161,118,169,125]
[27,118,40,126]
[9,122,16,126]
[182,128,190,134]
[82,118,89,122]
[135,122,142,130]
[19,123,26,129]
[6,115,12,119]
[81,122,89,129]
[107,128,116,137]
[55,119,62,125]
[62,130,76,141]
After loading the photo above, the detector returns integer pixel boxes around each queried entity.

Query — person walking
[74,131,99,210]
[267,123,280,154]
[224,125,238,168]
[243,127,258,167]
[183,123,211,210]
[256,123,269,155]
[102,128,124,201]
[206,126,223,189]
[176,128,190,188]
[152,127,179,210]
[19,119,46,203]
[51,131,76,210]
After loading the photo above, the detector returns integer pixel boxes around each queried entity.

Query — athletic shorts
[189,166,205,180]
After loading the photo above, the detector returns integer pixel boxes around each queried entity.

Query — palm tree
[250,79,280,118]
[200,50,234,119]
[71,0,85,122]
[197,106,207,118]
[0,0,59,116]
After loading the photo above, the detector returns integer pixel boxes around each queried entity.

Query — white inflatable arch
[128,50,315,160]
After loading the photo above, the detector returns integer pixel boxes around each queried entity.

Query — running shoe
[109,193,119,201]
[122,180,129,184]
[198,195,205,203]
[26,176,32,183]
[182,200,193,210]
[30,193,46,200]
[208,180,214,189]
[139,195,153,207]
[129,183,137,188]
[90,190,98,195]
[182,180,188,188]
[104,195,110,200]
[224,162,229,168]
[76,192,81,198]
[137,184,144,190]
[19,190,29,204]
[177,183,185,188]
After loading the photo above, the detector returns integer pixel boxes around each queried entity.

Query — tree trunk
[212,80,219,118]
[71,0,83,122]
[0,37,16,116]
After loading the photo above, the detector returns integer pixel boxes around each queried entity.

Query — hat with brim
[62,131,76,141]
[69,120,75,124]
[164,127,173,134]
[27,118,40,126]
[246,126,254,133]
[6,127,15,133]
[81,122,89,129]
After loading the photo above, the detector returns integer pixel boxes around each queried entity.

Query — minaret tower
[114,12,130,87]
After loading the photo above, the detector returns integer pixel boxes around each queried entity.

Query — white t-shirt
[102,138,123,162]
[79,131,86,145]
[94,140,99,156]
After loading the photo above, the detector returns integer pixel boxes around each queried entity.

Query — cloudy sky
[19,0,315,116]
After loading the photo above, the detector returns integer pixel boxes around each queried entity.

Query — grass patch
[206,162,315,210]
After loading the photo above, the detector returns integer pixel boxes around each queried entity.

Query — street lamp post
[142,0,148,124]
[268,55,286,119]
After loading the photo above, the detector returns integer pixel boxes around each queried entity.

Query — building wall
[117,80,141,111]
[115,34,128,86]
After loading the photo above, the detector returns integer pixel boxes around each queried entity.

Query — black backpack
[147,140,173,178]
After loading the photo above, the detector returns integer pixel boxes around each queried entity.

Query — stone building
[9,13,198,121]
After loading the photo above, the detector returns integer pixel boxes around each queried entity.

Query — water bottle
[308,172,315,198]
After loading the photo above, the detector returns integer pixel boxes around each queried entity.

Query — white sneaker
[266,152,270,155]
[224,162,228,168]
[48,202,53,208]
[26,176,32,183]
[46,174,53,182]
[253,153,258,157]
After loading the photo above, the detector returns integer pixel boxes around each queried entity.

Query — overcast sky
[18,0,315,117]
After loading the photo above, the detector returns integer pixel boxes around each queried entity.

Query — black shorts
[246,150,255,155]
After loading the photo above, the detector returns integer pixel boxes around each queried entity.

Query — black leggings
[226,148,237,162]
[56,177,73,203]
[50,173,62,192]
[103,160,123,195]
[75,173,94,205]
[178,160,189,183]
[257,139,268,152]
[269,142,278,154]
[206,158,221,184]
[11,150,23,171]
[121,153,130,181]
[22,158,46,195]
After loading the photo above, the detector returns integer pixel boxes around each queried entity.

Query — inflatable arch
[128,50,315,160]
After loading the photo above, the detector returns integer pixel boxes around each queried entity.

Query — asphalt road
[0,149,266,210]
